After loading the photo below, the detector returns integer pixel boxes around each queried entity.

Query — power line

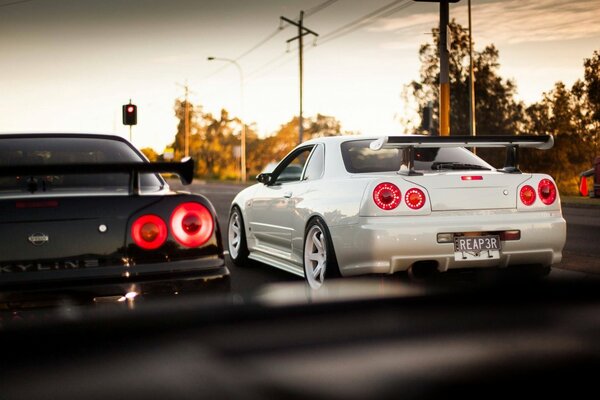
[202,0,338,81]
[318,2,414,46]
[234,27,284,62]
[200,26,286,81]
[317,0,411,45]
[305,0,338,17]
[246,51,293,80]
[247,0,415,80]
[0,0,36,8]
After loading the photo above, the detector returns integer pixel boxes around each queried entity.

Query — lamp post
[207,57,246,182]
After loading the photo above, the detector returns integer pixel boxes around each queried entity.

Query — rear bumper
[330,210,566,276]
[0,257,228,292]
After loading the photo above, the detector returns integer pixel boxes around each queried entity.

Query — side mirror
[256,173,273,185]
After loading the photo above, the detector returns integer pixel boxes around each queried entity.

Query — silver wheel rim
[228,210,241,259]
[304,225,327,289]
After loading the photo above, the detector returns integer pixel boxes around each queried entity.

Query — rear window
[341,139,493,173]
[0,136,163,195]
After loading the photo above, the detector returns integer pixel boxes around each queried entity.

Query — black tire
[303,218,340,289]
[227,206,249,266]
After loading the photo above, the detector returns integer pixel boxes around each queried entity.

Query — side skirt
[248,250,304,278]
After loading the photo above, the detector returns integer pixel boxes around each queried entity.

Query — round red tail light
[373,183,401,210]
[405,188,426,210]
[538,179,557,205]
[170,202,214,247]
[131,215,167,250]
[520,185,536,206]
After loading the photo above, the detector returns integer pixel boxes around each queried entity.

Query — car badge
[28,233,49,246]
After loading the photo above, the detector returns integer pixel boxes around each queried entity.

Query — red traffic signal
[122,103,137,125]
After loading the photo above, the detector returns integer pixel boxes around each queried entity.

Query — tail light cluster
[373,182,426,211]
[131,202,214,250]
[520,179,557,206]
[538,179,557,205]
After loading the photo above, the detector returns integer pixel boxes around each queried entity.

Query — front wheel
[228,206,249,266]
[303,218,340,289]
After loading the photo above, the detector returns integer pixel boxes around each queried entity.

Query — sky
[0,0,599,152]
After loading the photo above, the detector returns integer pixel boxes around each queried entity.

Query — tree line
[404,21,599,195]
[141,105,344,181]
[142,21,598,195]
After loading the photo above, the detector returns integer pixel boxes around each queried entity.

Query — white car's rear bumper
[329,210,566,276]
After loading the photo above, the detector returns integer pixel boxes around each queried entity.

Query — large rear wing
[0,157,194,195]
[369,135,554,175]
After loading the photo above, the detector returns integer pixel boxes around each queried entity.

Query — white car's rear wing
[369,135,554,175]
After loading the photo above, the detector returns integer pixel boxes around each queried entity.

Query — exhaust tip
[407,260,440,281]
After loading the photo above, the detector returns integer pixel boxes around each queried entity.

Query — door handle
[283,191,292,198]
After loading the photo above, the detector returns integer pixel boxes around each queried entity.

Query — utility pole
[439,1,450,136]
[281,11,318,144]
[414,1,460,136]
[468,0,476,139]
[176,81,192,158]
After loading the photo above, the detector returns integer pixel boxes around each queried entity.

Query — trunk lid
[403,172,531,211]
[0,196,161,264]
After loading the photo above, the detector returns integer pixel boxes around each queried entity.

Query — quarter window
[302,144,324,181]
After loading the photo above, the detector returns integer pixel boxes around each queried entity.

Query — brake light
[373,183,401,210]
[405,188,426,210]
[170,202,214,247]
[538,179,557,205]
[131,215,167,250]
[520,185,536,206]
[461,176,483,181]
[16,200,59,208]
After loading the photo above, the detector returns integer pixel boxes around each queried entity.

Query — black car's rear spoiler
[0,157,194,195]
[369,135,554,175]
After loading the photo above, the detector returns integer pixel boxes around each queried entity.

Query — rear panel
[0,193,223,283]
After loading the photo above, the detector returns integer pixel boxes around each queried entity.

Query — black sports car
[0,133,228,304]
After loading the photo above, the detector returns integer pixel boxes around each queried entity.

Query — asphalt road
[171,180,600,293]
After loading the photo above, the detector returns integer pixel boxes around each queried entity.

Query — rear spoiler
[369,135,554,175]
[0,157,194,195]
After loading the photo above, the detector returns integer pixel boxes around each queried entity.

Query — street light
[207,56,246,183]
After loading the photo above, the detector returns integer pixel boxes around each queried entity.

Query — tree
[405,20,524,137]
[403,20,525,166]
[140,147,159,162]
[521,81,595,195]
[170,97,344,181]
[518,50,600,195]
[578,51,600,155]
[252,114,343,171]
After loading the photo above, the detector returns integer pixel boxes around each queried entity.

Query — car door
[288,143,326,263]
[248,145,315,258]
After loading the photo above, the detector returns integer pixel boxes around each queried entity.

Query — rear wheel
[228,206,249,266]
[303,218,340,289]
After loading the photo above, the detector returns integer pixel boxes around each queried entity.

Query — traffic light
[122,103,137,125]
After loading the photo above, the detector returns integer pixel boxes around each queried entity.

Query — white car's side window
[302,144,324,181]
[274,146,314,184]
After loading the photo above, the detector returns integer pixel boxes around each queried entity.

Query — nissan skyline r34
[228,135,566,288]
[0,133,228,299]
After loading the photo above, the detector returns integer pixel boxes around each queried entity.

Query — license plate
[454,235,501,261]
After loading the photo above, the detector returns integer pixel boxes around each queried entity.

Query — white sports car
[228,135,566,288]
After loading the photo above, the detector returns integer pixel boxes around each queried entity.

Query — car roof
[0,132,129,143]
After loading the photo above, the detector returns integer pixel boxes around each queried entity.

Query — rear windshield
[341,139,493,173]
[0,136,163,196]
